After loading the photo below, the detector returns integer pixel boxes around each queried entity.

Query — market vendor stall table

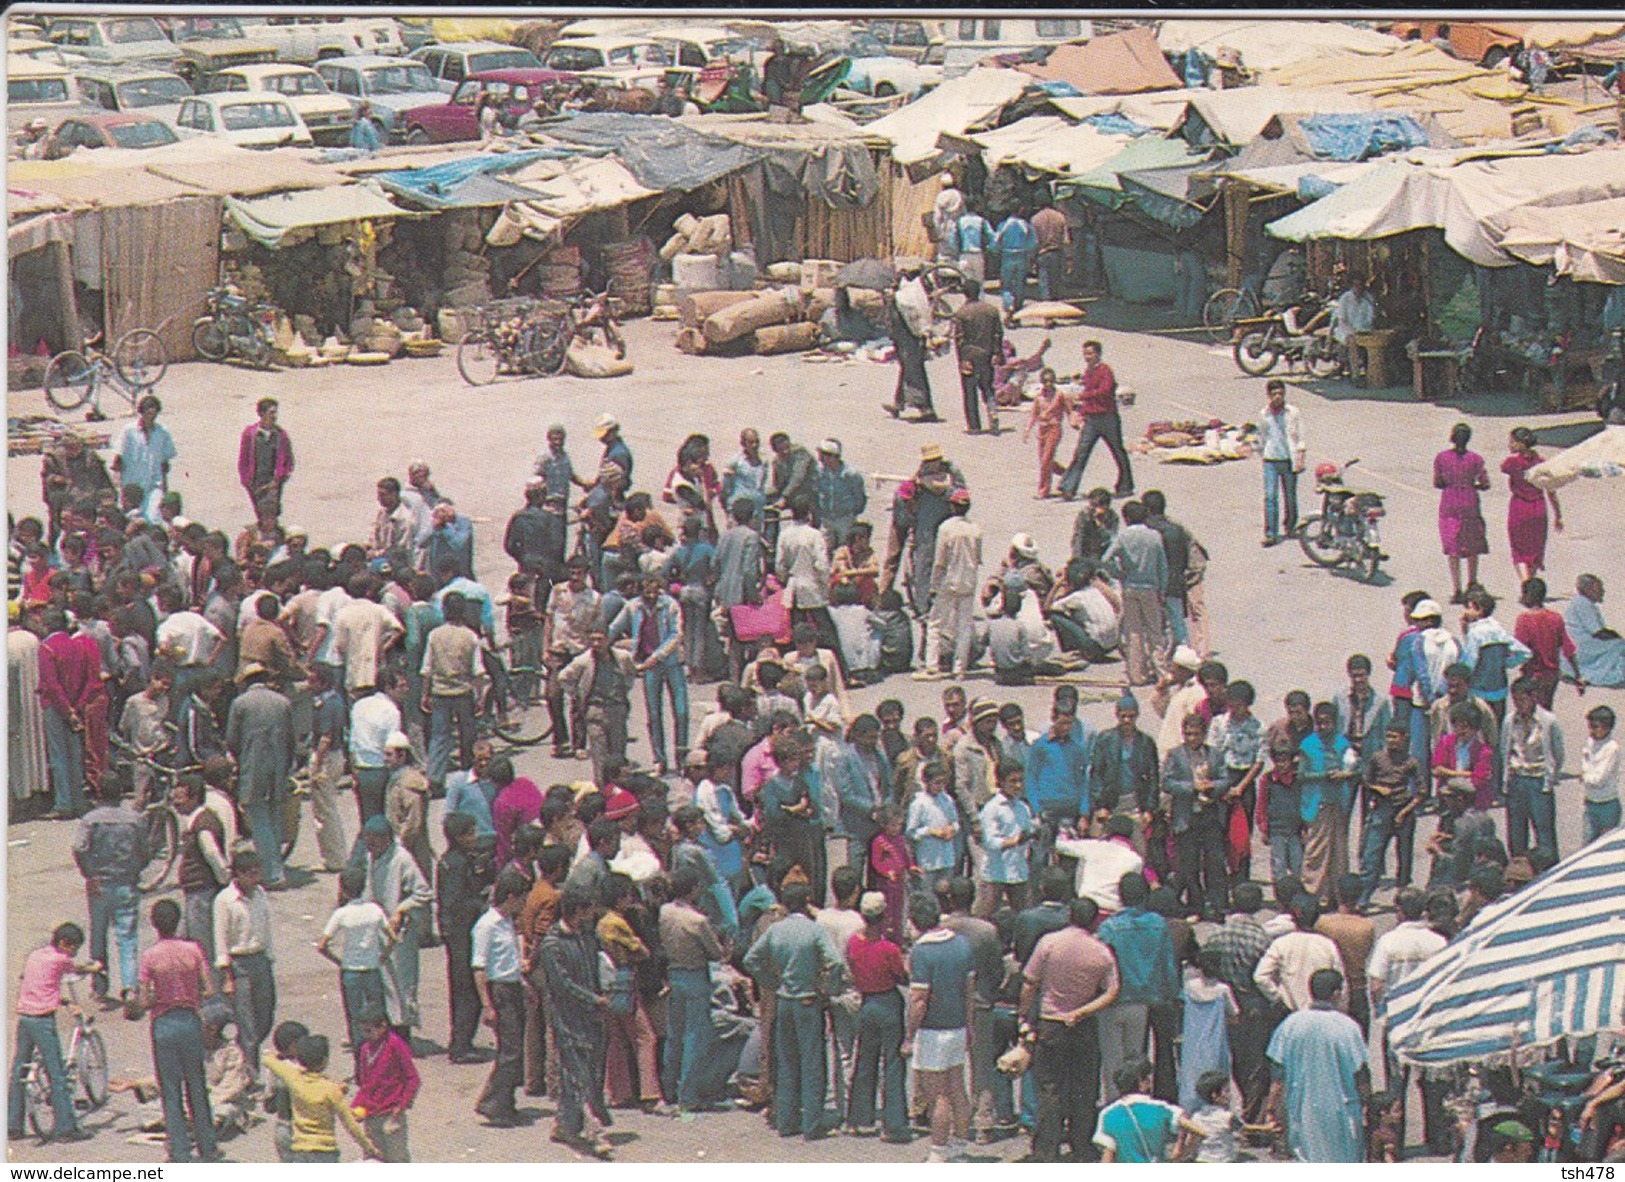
[1352,327,1402,388]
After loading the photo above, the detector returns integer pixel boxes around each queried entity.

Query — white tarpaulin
[866,67,1031,165]
[1156,20,1403,71]
[1527,426,1625,489]
[1269,145,1625,266]
[1524,21,1625,48]
[1496,196,1625,284]
[967,117,1131,177]
[1047,91,1194,132]
[1176,85,1376,145]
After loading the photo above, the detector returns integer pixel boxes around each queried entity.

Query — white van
[938,17,1093,75]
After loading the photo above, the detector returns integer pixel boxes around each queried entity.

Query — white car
[540,34,672,90]
[239,16,404,64]
[8,57,84,140]
[646,25,757,69]
[200,64,354,143]
[42,15,184,71]
[173,92,313,148]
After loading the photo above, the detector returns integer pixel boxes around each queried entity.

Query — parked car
[540,34,671,90]
[42,15,184,71]
[162,16,276,84]
[314,55,443,142]
[644,25,756,69]
[7,57,85,139]
[398,67,570,143]
[861,18,945,63]
[939,16,1093,74]
[199,64,354,144]
[844,33,943,97]
[72,65,193,125]
[239,15,405,64]
[409,41,541,92]
[1382,20,1530,67]
[174,92,313,148]
[45,111,180,154]
[8,36,76,66]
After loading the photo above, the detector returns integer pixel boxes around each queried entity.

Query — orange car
[1383,20,1529,67]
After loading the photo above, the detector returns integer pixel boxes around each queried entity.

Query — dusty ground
[7,305,1621,1163]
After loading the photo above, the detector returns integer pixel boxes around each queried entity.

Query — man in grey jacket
[1101,501,1168,686]
[72,776,150,1003]
[1499,676,1565,861]
[225,664,295,889]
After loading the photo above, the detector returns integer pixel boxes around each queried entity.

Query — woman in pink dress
[1433,422,1490,604]
[1502,426,1563,585]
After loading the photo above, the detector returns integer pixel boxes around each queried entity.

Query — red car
[45,110,181,154]
[398,67,571,143]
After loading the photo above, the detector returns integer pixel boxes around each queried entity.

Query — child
[1367,1090,1404,1163]
[1022,367,1067,499]
[263,1034,379,1162]
[1256,738,1302,885]
[9,923,100,1142]
[596,875,662,1112]
[1177,950,1238,1115]
[1581,705,1621,844]
[351,1009,419,1163]
[264,1020,309,1160]
[1459,587,1529,726]
[19,544,54,607]
[316,869,396,1065]
[868,804,914,944]
[1187,1070,1243,1163]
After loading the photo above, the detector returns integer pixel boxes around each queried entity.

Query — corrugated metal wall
[99,196,222,363]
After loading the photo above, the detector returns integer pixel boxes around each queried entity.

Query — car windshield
[220,100,293,129]
[363,64,435,94]
[269,72,327,95]
[110,119,179,148]
[608,44,669,67]
[174,17,245,42]
[9,78,70,103]
[118,77,191,106]
[467,49,538,74]
[105,18,167,44]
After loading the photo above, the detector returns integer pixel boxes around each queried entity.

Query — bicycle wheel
[1296,514,1345,568]
[25,1052,53,1136]
[530,321,571,377]
[1306,335,1343,379]
[43,351,97,412]
[491,668,553,747]
[137,806,180,892]
[1233,330,1279,377]
[456,331,501,385]
[77,1030,108,1109]
[1203,287,1260,343]
[112,328,168,388]
[192,318,229,362]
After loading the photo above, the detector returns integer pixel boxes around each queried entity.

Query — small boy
[1358,721,1423,907]
[263,1034,379,1162]
[351,1008,419,1163]
[1459,587,1529,725]
[1257,738,1302,886]
[868,804,914,944]
[1188,1070,1246,1163]
[263,1020,309,1161]
[1367,1091,1404,1163]
[8,923,100,1142]
[1581,705,1620,844]
[316,869,395,1061]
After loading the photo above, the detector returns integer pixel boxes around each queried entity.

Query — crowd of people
[7,365,1623,1167]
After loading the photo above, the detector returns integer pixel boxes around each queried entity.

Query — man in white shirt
[1258,379,1306,548]
[1367,887,1449,1150]
[1051,568,1121,662]
[310,573,354,685]
[1055,815,1144,915]
[154,585,224,698]
[332,576,404,697]
[921,490,981,679]
[212,850,276,1072]
[1253,895,1342,1012]
[350,671,406,825]
[1330,276,1376,381]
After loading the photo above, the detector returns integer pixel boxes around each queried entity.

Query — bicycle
[456,290,624,386]
[476,642,553,747]
[1202,286,1262,344]
[108,733,196,893]
[43,328,170,416]
[21,976,109,1139]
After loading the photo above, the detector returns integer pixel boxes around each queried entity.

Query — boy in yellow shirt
[263,1034,378,1162]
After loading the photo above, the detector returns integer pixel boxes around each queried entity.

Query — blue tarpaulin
[371,149,586,209]
[1298,114,1431,163]
[1082,113,1153,139]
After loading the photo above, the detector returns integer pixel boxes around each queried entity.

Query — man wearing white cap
[815,439,867,552]
[593,414,633,486]
[1155,646,1207,759]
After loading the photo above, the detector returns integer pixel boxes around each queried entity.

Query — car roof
[215,63,318,78]
[416,40,524,55]
[317,54,415,69]
[9,56,73,78]
[61,110,165,127]
[559,35,661,51]
[72,63,186,81]
[195,91,293,106]
[464,67,571,84]
[649,27,736,43]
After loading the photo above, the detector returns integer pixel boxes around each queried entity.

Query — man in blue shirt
[1094,1058,1198,1162]
[349,103,383,153]
[444,739,497,851]
[1096,873,1179,1103]
[814,439,866,552]
[977,758,1035,915]
[1025,705,1090,871]
[906,757,961,897]
[904,892,977,1163]
[993,210,1036,321]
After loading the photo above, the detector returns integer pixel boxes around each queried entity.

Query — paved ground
[7,306,1622,1163]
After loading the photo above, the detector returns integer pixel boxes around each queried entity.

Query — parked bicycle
[1202,286,1262,344]
[192,284,276,369]
[455,290,624,386]
[42,328,169,417]
[20,975,108,1139]
[108,732,197,892]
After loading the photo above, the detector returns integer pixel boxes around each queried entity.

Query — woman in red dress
[1433,422,1490,604]
[1501,427,1563,586]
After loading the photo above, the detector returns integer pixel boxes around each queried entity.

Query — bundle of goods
[660,213,732,262]
[1010,300,1087,328]
[8,417,109,458]
[601,237,656,318]
[535,244,583,300]
[1132,418,1258,464]
[565,339,634,378]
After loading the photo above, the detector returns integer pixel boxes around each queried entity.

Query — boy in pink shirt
[9,923,100,1142]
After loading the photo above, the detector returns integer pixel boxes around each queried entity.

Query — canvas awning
[1018,27,1181,95]
[7,211,73,254]
[1057,138,1216,206]
[1047,91,1193,133]
[1527,425,1625,488]
[1156,19,1404,71]
[957,116,1131,177]
[1173,85,1377,147]
[865,68,1032,166]
[1497,196,1625,284]
[224,185,415,249]
[1523,21,1625,49]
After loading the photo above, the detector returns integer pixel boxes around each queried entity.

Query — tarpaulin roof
[1156,20,1404,71]
[224,185,414,249]
[1173,85,1376,147]
[540,112,762,192]
[1117,161,1216,228]
[1298,113,1434,162]
[1057,137,1215,206]
[1017,27,1181,95]
[1528,425,1625,487]
[1047,91,1194,133]
[7,211,72,254]
[961,116,1132,177]
[1523,21,1625,49]
[144,156,347,197]
[1267,145,1625,266]
[507,155,659,218]
[865,68,1032,165]
[371,149,561,209]
[1496,196,1625,284]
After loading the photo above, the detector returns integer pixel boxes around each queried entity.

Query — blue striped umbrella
[1384,827,1625,1067]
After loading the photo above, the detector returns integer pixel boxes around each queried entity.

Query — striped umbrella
[1384,827,1625,1068]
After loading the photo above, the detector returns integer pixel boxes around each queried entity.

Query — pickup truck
[162,16,275,85]
[239,16,405,64]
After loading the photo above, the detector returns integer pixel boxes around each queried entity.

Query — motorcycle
[192,285,275,369]
[1233,298,1343,378]
[1468,1056,1625,1163]
[1298,458,1387,582]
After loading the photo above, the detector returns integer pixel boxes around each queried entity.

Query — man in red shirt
[845,891,910,1142]
[37,609,100,819]
[1057,341,1135,501]
[9,922,99,1143]
[135,899,219,1162]
[1514,577,1584,708]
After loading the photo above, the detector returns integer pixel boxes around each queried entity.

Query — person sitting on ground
[1047,559,1121,664]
